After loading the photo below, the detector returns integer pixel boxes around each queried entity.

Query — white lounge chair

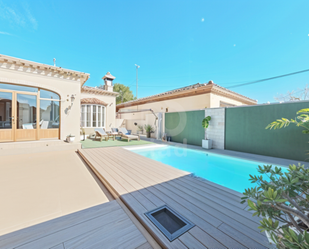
[95,128,115,142]
[119,128,140,142]
[22,123,34,129]
[40,121,49,129]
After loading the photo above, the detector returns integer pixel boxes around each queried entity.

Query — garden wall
[225,101,309,162]
[165,110,205,146]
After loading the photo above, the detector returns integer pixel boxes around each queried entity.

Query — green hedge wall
[165,110,205,146]
[225,101,309,162]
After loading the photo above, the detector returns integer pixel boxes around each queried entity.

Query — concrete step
[0,140,81,156]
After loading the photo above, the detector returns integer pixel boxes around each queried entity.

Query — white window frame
[81,104,106,128]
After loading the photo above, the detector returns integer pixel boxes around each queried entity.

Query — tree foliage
[266,108,309,134]
[99,83,135,104]
[242,164,309,248]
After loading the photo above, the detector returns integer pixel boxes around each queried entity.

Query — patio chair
[95,128,115,142]
[40,121,49,129]
[119,127,140,142]
[22,123,34,129]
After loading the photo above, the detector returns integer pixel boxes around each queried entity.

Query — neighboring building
[116,81,257,135]
[0,54,117,143]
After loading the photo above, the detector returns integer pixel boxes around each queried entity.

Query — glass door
[0,91,14,142]
[15,93,37,141]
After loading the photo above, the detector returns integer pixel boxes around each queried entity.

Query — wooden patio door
[0,90,14,142]
[0,90,39,142]
[15,92,38,141]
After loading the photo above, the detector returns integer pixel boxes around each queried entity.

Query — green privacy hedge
[165,110,205,146]
[225,101,309,162]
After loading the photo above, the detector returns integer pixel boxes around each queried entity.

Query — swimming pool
[127,145,288,193]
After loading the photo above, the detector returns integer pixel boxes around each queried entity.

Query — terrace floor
[0,149,113,236]
[81,137,154,149]
[0,201,150,249]
[79,147,271,249]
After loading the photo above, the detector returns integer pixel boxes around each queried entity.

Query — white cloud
[23,2,37,30]
[0,31,12,35]
[201,18,204,22]
[0,1,37,30]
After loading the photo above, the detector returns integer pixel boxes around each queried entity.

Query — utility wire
[225,69,309,89]
[125,68,309,89]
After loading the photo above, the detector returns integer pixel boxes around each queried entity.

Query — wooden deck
[79,147,271,249]
[0,201,150,249]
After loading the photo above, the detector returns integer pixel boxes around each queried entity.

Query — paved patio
[0,149,113,236]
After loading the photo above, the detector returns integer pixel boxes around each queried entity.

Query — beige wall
[80,92,116,134]
[0,67,82,142]
[210,93,245,107]
[117,92,247,135]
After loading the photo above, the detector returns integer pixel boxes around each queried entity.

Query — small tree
[202,116,211,139]
[266,108,309,134]
[242,164,309,248]
[144,124,154,138]
[99,83,135,104]
[137,125,144,134]
[274,85,309,102]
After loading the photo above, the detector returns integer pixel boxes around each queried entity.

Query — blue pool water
[129,145,288,193]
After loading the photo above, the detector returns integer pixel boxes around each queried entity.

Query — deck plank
[91,148,247,248]
[0,201,120,248]
[104,148,269,245]
[16,209,128,249]
[0,199,148,249]
[82,149,186,249]
[79,147,271,249]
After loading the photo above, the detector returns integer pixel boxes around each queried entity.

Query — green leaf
[289,228,298,242]
[247,199,257,210]
[276,199,288,203]
[304,231,309,244]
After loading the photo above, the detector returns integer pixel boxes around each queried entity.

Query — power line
[125,68,309,90]
[225,69,309,89]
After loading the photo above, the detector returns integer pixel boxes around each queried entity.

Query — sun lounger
[95,128,115,142]
[119,128,140,142]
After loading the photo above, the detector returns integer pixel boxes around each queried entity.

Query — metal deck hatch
[145,205,195,241]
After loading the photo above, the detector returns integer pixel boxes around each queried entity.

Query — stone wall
[205,108,225,149]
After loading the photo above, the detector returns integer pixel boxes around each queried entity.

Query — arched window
[39,90,60,129]
[0,82,61,142]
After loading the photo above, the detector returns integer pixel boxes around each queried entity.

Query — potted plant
[137,125,144,135]
[144,124,154,138]
[66,134,75,143]
[202,116,212,149]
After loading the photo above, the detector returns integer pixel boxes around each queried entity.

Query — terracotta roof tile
[116,81,257,109]
[81,98,108,106]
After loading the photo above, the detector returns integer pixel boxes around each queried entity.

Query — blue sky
[0,0,309,103]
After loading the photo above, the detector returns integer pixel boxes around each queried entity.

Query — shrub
[242,164,309,248]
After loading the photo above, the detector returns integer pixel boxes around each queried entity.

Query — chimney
[102,72,116,92]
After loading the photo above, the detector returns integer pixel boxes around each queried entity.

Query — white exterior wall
[0,67,82,142]
[210,93,245,107]
[205,108,225,149]
[80,92,116,134]
[117,92,249,139]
